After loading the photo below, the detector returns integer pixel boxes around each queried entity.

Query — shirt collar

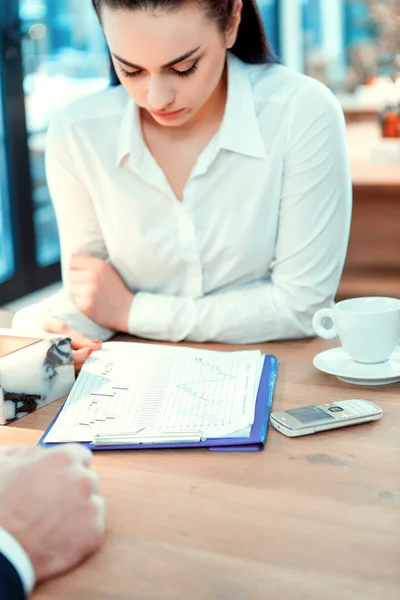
[116,52,267,167]
[217,53,266,159]
[116,96,145,167]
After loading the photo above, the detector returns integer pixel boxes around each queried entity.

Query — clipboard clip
[91,427,204,446]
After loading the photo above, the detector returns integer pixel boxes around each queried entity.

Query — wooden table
[1,335,399,600]
[344,108,379,125]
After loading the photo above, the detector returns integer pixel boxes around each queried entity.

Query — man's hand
[41,318,102,373]
[68,255,133,332]
[0,445,105,584]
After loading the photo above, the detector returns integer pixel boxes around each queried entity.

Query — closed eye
[173,60,199,78]
[119,67,141,79]
[119,59,199,80]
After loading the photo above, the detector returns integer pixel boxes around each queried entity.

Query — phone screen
[286,406,334,424]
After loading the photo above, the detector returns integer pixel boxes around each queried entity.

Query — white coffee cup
[312,297,400,364]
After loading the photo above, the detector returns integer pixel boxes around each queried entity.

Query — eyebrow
[112,47,201,70]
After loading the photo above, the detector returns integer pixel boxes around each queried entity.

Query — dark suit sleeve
[0,552,25,600]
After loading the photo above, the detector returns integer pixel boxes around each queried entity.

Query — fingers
[42,317,102,351]
[73,348,93,373]
[72,333,102,352]
[66,444,94,468]
[91,494,106,530]
[68,327,98,350]
[78,494,106,556]
[68,269,91,285]
[42,317,69,335]
[86,470,101,496]
[69,284,90,301]
[70,254,102,270]
[68,465,101,499]
[48,444,93,468]
[42,447,101,503]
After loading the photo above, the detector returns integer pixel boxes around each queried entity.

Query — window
[0,0,109,305]
[20,0,109,268]
[258,0,280,57]
[0,77,15,285]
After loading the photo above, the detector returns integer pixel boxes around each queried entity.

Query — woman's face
[101,3,239,127]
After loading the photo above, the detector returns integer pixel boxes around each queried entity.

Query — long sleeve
[128,84,352,344]
[12,111,115,341]
[0,528,35,600]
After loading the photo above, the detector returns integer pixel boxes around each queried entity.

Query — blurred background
[0,0,399,311]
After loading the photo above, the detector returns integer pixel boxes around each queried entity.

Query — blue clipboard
[38,355,278,452]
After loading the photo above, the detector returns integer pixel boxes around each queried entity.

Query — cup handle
[312,308,337,340]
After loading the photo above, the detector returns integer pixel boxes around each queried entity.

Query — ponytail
[231,0,277,64]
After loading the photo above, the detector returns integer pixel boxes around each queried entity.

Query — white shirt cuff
[128,292,194,342]
[12,289,115,341]
[0,527,35,595]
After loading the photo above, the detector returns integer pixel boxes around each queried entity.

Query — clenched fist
[68,255,134,332]
[0,445,105,584]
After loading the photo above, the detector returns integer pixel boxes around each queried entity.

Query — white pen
[92,435,203,446]
[92,428,204,446]
[93,428,202,438]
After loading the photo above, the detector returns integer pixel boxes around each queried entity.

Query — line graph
[175,358,237,423]
[176,358,236,400]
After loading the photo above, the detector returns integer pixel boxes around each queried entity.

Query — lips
[150,108,185,118]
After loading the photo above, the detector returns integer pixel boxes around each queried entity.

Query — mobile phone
[270,399,383,437]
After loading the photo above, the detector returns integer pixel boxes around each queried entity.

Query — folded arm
[12,110,115,340]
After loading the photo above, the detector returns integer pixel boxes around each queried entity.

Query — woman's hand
[42,318,102,373]
[68,255,134,332]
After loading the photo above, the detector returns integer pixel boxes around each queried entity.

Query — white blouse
[13,53,352,344]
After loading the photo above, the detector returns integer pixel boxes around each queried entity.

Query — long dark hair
[92,0,277,85]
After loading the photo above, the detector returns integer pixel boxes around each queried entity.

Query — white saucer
[313,347,400,386]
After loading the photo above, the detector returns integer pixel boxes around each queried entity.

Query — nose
[147,77,175,111]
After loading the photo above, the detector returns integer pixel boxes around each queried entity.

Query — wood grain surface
[1,334,399,600]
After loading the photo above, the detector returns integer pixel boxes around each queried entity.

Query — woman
[13,0,352,370]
